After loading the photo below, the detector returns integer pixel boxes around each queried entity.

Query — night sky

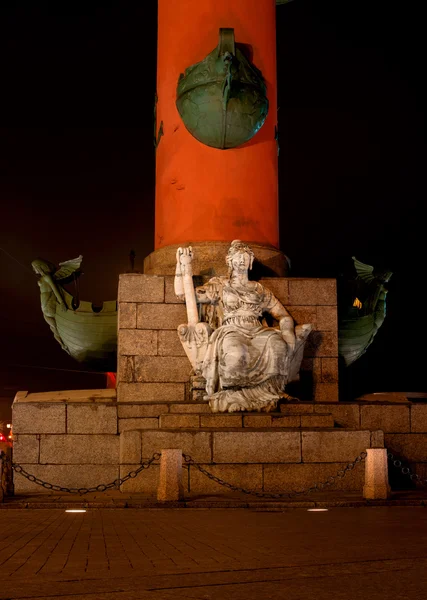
[1,1,426,424]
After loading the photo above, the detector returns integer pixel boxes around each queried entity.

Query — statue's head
[31,258,56,277]
[226,240,255,274]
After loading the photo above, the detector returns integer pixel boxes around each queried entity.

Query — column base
[144,241,290,277]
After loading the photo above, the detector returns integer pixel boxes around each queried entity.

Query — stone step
[158,412,334,429]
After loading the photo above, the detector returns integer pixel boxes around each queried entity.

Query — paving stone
[13,403,66,434]
[120,430,141,464]
[302,431,371,462]
[141,431,212,462]
[361,405,410,433]
[135,356,192,383]
[137,304,187,330]
[263,462,364,492]
[158,330,186,356]
[118,329,158,355]
[288,279,336,306]
[189,464,263,494]
[118,274,164,303]
[411,405,427,433]
[118,302,137,329]
[201,415,243,428]
[12,434,39,463]
[119,418,159,432]
[67,404,118,434]
[160,414,200,429]
[118,382,186,402]
[213,431,301,463]
[40,435,119,464]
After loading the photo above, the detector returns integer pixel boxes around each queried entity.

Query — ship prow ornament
[176,28,269,149]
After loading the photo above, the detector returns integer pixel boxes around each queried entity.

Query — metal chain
[387,452,427,486]
[183,451,367,499]
[1,452,161,495]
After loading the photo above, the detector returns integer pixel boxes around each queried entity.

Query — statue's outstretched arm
[43,274,67,310]
[268,298,296,351]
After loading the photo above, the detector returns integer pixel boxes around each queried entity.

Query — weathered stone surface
[157,449,184,501]
[361,405,410,433]
[370,430,385,448]
[159,415,200,429]
[13,403,66,434]
[117,356,135,383]
[137,304,187,330]
[118,330,158,356]
[363,448,390,499]
[259,278,289,305]
[306,331,338,358]
[288,279,336,306]
[141,431,211,462]
[314,403,360,429]
[320,358,339,383]
[67,404,118,434]
[119,418,159,432]
[280,402,314,415]
[170,403,211,414]
[411,405,427,433]
[118,404,169,418]
[201,415,243,428]
[14,465,120,494]
[264,462,364,492]
[317,306,338,331]
[120,430,141,464]
[158,330,186,356]
[190,464,263,494]
[385,434,427,462]
[213,431,301,463]
[118,274,164,303]
[13,434,39,463]
[40,435,119,464]
[243,415,272,428]
[119,464,159,494]
[13,389,117,403]
[301,358,322,382]
[287,307,317,328]
[135,357,192,383]
[118,382,186,403]
[271,415,301,427]
[118,302,137,329]
[313,383,339,402]
[165,276,185,304]
[300,414,334,428]
[302,431,370,462]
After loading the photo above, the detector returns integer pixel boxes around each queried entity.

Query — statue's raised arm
[176,241,312,413]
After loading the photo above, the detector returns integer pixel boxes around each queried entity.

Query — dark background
[0,1,426,426]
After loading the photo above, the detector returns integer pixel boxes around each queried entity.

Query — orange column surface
[155,0,278,250]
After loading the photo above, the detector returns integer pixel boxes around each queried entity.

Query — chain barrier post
[157,449,184,502]
[363,448,391,499]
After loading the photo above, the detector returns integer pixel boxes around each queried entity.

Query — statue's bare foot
[280,392,300,402]
[209,397,219,413]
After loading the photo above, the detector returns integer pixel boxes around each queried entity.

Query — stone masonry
[117,273,339,404]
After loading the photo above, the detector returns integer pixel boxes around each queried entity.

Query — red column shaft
[155,0,278,249]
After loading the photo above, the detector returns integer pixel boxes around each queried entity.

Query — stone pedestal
[157,449,184,502]
[117,273,339,403]
[363,448,391,500]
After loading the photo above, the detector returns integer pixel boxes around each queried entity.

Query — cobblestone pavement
[1,507,427,599]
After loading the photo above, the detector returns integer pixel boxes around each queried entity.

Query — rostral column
[145,0,288,276]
